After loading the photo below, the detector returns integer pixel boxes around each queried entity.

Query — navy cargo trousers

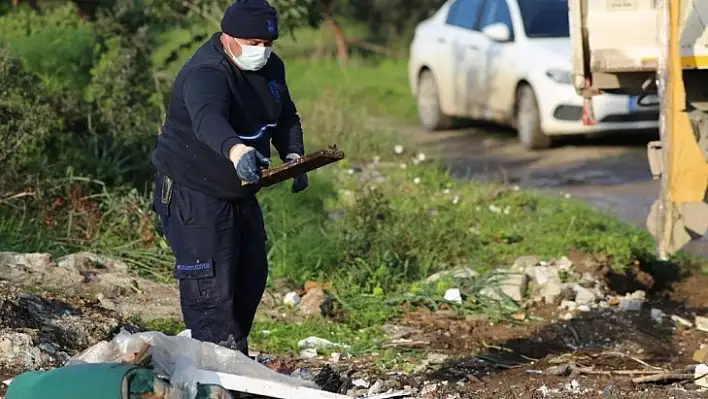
[152,172,268,355]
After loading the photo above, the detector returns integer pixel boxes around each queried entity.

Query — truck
[568,0,708,259]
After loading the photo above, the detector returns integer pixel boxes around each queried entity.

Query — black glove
[230,144,271,183]
[285,153,308,193]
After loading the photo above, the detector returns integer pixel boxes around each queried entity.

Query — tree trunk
[322,1,348,65]
[73,1,96,20]
[11,0,39,10]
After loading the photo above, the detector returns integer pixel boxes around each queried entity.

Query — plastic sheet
[68,329,319,399]
[654,0,671,260]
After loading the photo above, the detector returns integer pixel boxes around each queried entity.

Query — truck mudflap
[647,0,708,259]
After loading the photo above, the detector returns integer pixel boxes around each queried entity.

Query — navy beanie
[221,0,279,41]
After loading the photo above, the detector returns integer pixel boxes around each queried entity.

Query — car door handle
[468,44,478,50]
[436,37,446,43]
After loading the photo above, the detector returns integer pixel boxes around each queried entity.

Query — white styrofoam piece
[364,389,418,399]
[2,379,12,386]
[193,369,352,399]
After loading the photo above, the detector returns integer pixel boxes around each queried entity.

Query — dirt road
[392,120,708,258]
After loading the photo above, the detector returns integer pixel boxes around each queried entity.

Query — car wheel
[417,69,454,131]
[515,85,552,150]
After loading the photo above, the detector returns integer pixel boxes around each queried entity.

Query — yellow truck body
[569,0,708,258]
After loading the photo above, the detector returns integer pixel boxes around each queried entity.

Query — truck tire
[515,84,552,150]
[417,69,454,131]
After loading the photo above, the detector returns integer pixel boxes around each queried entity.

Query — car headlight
[546,69,572,85]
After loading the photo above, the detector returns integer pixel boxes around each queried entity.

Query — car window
[517,0,569,38]
[446,0,484,31]
[478,0,514,40]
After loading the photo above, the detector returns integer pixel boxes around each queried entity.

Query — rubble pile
[0,280,125,374]
[0,252,180,321]
[3,251,708,398]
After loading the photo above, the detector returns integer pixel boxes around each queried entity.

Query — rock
[529,266,564,304]
[554,256,573,271]
[629,290,647,301]
[619,298,643,311]
[299,287,334,317]
[426,268,478,283]
[572,285,598,305]
[695,316,708,332]
[299,348,318,359]
[546,364,572,376]
[671,314,694,328]
[283,291,301,306]
[650,308,666,323]
[420,383,439,395]
[580,272,595,284]
[513,256,540,270]
[526,265,559,286]
[481,271,529,302]
[274,278,300,293]
[347,388,369,397]
[559,300,577,312]
[57,252,129,274]
[695,364,708,388]
[444,288,462,304]
[426,353,449,365]
[368,379,385,395]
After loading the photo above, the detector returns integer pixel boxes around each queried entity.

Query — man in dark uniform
[151,0,307,355]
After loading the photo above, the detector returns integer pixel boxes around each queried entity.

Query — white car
[407,0,659,150]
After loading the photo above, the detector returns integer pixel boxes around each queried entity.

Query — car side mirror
[482,23,511,42]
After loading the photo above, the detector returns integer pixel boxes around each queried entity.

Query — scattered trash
[693,345,708,363]
[284,291,301,306]
[695,316,708,332]
[650,308,666,323]
[694,364,708,388]
[619,297,643,311]
[4,329,350,399]
[443,288,462,304]
[298,337,351,352]
[299,288,334,317]
[352,378,369,388]
[672,314,694,328]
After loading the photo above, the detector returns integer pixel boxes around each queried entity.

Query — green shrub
[0,47,63,188]
[0,4,99,94]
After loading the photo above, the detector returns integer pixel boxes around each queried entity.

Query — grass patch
[286,57,416,122]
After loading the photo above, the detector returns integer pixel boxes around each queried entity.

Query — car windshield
[518,0,569,38]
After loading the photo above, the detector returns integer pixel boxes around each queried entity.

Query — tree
[185,0,349,64]
[346,0,445,46]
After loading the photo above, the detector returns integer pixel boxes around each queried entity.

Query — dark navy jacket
[152,32,305,200]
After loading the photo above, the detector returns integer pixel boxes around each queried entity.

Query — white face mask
[228,39,272,71]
